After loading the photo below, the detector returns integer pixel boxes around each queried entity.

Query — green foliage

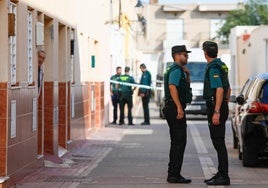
[217,0,268,43]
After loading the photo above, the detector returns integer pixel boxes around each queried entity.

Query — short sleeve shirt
[169,68,181,87]
[209,67,223,88]
[110,74,121,92]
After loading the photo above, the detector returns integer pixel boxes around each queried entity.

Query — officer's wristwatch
[214,110,220,114]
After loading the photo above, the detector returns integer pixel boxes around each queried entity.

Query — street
[15,100,268,188]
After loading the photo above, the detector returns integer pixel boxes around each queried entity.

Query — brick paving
[13,127,125,188]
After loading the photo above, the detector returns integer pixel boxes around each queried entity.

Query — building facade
[0,0,142,186]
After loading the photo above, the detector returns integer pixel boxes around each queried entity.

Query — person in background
[138,63,152,125]
[163,45,192,184]
[38,50,46,96]
[202,41,231,186]
[110,66,122,124]
[119,67,136,126]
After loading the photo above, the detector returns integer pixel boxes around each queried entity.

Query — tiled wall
[95,82,105,128]
[43,82,59,155]
[58,82,70,148]
[70,82,91,140]
[0,83,8,176]
[6,83,39,176]
[70,81,104,140]
[0,82,105,186]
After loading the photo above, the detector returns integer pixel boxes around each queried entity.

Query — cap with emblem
[171,45,191,55]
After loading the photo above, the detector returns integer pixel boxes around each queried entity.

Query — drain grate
[44,176,93,183]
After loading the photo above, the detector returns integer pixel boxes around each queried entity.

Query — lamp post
[119,0,122,28]
[135,0,146,33]
[110,0,146,33]
[135,0,144,17]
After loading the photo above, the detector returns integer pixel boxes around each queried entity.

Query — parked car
[231,73,268,167]
[231,76,255,149]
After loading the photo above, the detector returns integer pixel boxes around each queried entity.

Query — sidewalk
[14,127,126,188]
[14,99,159,188]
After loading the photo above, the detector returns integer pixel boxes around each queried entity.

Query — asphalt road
[77,102,268,188]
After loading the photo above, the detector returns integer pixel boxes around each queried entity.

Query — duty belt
[164,99,186,109]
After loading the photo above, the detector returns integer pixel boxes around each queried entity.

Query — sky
[144,0,243,3]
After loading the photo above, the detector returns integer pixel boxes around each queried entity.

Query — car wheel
[238,143,242,160]
[232,126,238,149]
[242,144,258,167]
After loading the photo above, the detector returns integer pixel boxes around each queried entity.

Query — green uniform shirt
[119,74,135,94]
[203,58,230,100]
[139,70,151,94]
[164,63,192,104]
[110,74,121,93]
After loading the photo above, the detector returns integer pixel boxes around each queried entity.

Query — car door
[235,78,255,130]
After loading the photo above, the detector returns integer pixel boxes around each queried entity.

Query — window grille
[9,1,17,85]
[27,11,33,84]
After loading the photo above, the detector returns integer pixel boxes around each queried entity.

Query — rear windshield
[186,62,207,82]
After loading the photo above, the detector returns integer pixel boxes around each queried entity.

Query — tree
[217,0,268,43]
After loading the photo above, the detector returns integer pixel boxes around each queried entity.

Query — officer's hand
[139,93,145,97]
[182,66,190,75]
[110,91,114,96]
[212,113,220,125]
[176,108,184,119]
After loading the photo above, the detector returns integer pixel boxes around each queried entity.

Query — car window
[186,62,207,82]
[260,82,268,104]
[241,78,255,98]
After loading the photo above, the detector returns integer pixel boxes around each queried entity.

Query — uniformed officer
[110,66,122,124]
[162,45,192,184]
[138,63,152,125]
[38,50,46,97]
[202,41,231,186]
[119,67,136,125]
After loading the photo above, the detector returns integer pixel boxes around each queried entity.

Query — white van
[156,48,207,118]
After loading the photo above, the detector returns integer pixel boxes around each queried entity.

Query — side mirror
[236,95,245,105]
[229,95,236,103]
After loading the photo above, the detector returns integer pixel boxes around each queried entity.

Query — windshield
[186,62,207,82]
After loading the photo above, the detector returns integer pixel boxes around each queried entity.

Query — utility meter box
[36,22,44,46]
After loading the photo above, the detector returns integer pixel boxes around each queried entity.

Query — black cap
[202,41,218,52]
[125,66,130,72]
[172,45,191,55]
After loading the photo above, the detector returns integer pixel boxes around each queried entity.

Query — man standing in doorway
[119,67,136,125]
[38,50,46,96]
[110,66,122,124]
[202,41,231,186]
[138,63,152,125]
[163,45,192,184]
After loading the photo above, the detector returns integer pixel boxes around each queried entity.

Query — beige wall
[0,1,10,82]
[0,0,122,184]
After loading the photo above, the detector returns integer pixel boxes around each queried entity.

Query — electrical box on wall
[91,55,95,68]
[36,22,44,45]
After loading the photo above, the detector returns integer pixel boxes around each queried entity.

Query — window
[27,11,33,84]
[166,19,184,40]
[9,1,17,85]
[70,30,75,84]
[186,62,207,82]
